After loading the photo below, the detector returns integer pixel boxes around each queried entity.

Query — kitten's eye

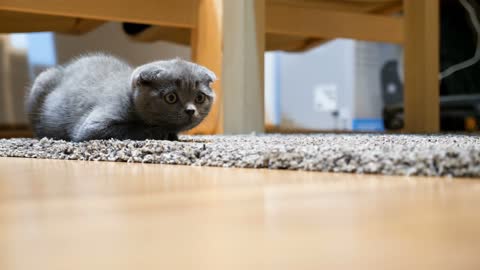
[195,93,206,104]
[164,93,178,104]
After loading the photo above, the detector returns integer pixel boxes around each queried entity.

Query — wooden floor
[1,157,480,270]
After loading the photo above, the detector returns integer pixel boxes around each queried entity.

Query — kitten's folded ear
[130,66,166,89]
[199,66,217,84]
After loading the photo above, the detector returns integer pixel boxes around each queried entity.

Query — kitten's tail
[25,67,62,129]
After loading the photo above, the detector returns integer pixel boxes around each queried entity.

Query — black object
[383,94,480,131]
[382,0,480,131]
[440,0,480,96]
[381,60,403,107]
[381,60,480,131]
[122,23,152,36]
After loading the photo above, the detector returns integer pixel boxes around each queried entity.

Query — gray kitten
[26,53,216,142]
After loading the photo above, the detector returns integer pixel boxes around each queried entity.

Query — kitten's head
[130,59,216,132]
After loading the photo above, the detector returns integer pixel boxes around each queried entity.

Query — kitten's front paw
[147,127,177,141]
[167,133,179,141]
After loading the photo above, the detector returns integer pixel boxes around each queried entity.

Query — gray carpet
[0,134,479,177]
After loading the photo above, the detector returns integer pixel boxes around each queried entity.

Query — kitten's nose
[185,108,196,116]
[185,104,196,116]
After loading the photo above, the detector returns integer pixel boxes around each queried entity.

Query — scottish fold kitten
[26,53,216,142]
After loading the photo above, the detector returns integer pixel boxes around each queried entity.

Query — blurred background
[1,0,479,136]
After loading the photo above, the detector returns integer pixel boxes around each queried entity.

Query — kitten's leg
[146,127,177,141]
[72,112,150,141]
[75,124,177,142]
[26,67,62,135]
[72,112,177,141]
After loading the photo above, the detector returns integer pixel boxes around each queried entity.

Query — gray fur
[26,53,216,142]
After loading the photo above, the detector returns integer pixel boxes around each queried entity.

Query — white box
[265,39,402,131]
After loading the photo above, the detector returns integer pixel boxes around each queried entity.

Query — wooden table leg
[189,0,223,134]
[190,0,265,134]
[403,0,440,133]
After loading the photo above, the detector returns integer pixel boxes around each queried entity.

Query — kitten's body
[26,54,215,141]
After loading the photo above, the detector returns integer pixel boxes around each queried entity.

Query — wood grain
[0,10,103,34]
[403,0,440,133]
[188,0,224,134]
[119,0,402,52]
[266,3,404,44]
[1,157,480,270]
[267,0,401,13]
[0,0,197,28]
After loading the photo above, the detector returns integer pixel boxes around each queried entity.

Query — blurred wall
[268,39,401,131]
[55,23,191,66]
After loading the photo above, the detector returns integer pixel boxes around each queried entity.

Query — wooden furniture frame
[0,0,440,134]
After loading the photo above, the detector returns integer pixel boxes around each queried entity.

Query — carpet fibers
[1,134,479,177]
